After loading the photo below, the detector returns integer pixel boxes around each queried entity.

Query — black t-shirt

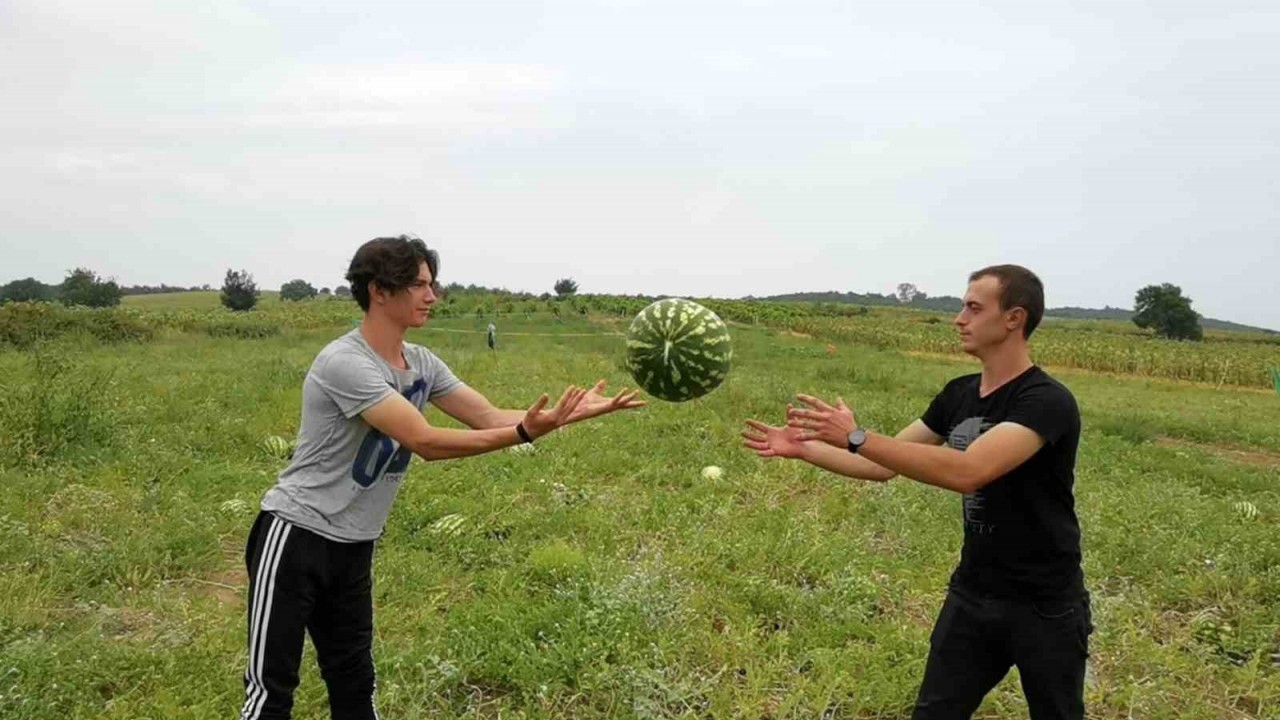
[921,365,1084,599]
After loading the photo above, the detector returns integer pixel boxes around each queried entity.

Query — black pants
[913,587,1092,720]
[239,511,378,720]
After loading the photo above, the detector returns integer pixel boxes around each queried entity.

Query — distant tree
[554,278,579,297]
[896,282,920,304]
[220,269,259,311]
[1133,283,1202,341]
[120,283,205,296]
[334,285,351,298]
[0,277,55,303]
[280,279,318,302]
[320,287,332,296]
[60,268,121,308]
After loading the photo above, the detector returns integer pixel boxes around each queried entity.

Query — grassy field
[121,291,284,309]
[1,308,1278,719]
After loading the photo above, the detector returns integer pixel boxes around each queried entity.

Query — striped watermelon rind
[261,435,293,459]
[625,298,732,402]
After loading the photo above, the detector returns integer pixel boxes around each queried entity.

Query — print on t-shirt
[949,416,997,536]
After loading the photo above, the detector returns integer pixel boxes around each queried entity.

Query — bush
[220,269,259,312]
[60,268,121,308]
[0,302,154,350]
[280,279,318,302]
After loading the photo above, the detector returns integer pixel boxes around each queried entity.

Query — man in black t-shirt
[743,265,1090,719]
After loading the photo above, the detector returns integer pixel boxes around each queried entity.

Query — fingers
[787,414,822,430]
[551,385,586,416]
[613,389,644,408]
[569,385,589,415]
[740,437,777,458]
[795,393,835,412]
[553,384,578,410]
[787,406,828,428]
[559,385,587,417]
[527,393,549,414]
[743,419,776,433]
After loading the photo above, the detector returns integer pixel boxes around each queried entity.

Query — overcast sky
[2,0,1277,328]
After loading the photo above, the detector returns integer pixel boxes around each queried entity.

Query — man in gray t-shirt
[239,235,644,720]
[260,329,463,543]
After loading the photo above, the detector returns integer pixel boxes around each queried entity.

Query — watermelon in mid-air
[625,298,731,402]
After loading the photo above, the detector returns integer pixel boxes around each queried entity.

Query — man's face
[954,275,1021,356]
[376,261,436,328]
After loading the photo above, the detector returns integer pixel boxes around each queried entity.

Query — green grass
[1,316,1278,718]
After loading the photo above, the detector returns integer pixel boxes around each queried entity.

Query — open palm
[741,418,807,459]
[564,379,646,424]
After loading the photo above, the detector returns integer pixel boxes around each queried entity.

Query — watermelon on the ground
[625,298,731,402]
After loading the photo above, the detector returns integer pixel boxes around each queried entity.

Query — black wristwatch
[516,422,534,444]
[846,428,868,454]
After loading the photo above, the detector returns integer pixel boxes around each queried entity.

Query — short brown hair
[346,235,439,311]
[969,264,1044,338]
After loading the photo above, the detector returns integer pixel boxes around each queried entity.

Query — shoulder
[313,332,381,379]
[314,329,366,359]
[1024,368,1076,401]
[404,342,455,373]
[404,340,437,363]
[1015,368,1079,415]
[942,372,980,395]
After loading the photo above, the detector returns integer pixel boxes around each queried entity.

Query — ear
[1006,307,1027,333]
[368,280,385,305]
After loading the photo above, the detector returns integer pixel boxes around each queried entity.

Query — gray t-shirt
[261,328,463,541]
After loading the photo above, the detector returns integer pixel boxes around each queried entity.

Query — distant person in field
[239,235,644,720]
[487,321,497,351]
[742,265,1090,720]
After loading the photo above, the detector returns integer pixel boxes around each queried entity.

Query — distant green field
[122,291,284,308]
[1,307,1277,718]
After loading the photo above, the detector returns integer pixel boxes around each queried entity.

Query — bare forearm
[471,408,528,429]
[857,433,974,493]
[800,441,896,482]
[408,425,525,461]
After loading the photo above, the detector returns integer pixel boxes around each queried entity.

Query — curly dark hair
[345,235,440,311]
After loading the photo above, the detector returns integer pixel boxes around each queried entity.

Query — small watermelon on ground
[1233,500,1259,520]
[625,298,731,402]
[261,435,292,459]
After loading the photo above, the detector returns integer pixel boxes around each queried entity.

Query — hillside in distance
[752,291,1276,334]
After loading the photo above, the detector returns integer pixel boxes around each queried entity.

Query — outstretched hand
[741,408,809,460]
[521,385,589,440]
[564,379,647,424]
[786,393,857,448]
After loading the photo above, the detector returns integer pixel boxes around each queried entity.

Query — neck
[978,341,1034,393]
[359,312,408,367]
